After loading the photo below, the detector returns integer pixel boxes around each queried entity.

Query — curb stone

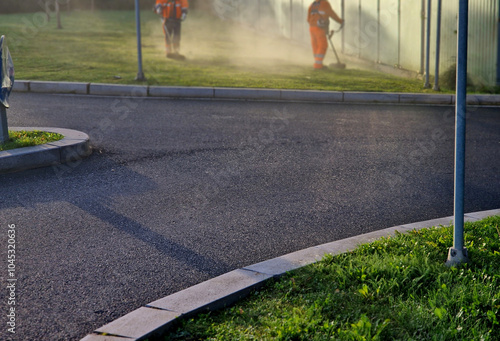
[12,80,500,105]
[0,127,92,173]
[80,208,500,341]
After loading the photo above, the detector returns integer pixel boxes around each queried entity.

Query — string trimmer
[327,23,346,69]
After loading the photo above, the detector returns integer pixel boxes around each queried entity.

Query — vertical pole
[497,1,500,85]
[135,0,146,81]
[341,0,345,53]
[397,0,401,68]
[433,0,442,90]
[420,0,425,75]
[377,0,380,63]
[91,0,95,12]
[447,0,469,266]
[0,107,8,144]
[424,0,432,88]
[290,0,293,40]
[358,0,362,58]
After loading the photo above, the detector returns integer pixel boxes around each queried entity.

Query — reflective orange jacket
[156,0,189,20]
[307,0,342,28]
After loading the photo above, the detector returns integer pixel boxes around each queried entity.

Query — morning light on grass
[161,216,500,341]
[0,130,63,151]
[0,9,440,93]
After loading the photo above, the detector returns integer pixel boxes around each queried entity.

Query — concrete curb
[0,127,92,174]
[80,208,500,341]
[12,80,500,105]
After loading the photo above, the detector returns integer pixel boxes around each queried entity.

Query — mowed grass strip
[0,130,64,151]
[159,216,500,341]
[0,10,438,93]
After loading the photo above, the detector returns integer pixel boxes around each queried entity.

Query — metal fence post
[424,0,432,88]
[135,0,146,81]
[433,0,442,91]
[446,0,469,267]
[0,107,8,144]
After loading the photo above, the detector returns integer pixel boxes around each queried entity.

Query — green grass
[0,130,64,151]
[0,10,443,93]
[158,216,500,341]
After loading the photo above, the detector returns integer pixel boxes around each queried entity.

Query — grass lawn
[1,9,443,93]
[0,130,63,151]
[158,216,500,341]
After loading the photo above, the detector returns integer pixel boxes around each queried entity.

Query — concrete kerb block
[214,88,281,101]
[343,92,400,104]
[0,127,92,173]
[400,216,454,231]
[466,94,500,106]
[95,307,180,340]
[148,269,273,316]
[80,335,134,341]
[0,143,60,173]
[30,81,89,94]
[465,209,500,221]
[89,84,148,97]
[280,89,343,102]
[12,80,30,92]
[149,86,214,98]
[400,93,454,105]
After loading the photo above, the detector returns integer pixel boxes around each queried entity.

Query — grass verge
[0,130,64,151]
[1,10,443,93]
[158,216,500,341]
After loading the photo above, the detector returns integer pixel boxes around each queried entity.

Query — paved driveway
[1,93,499,340]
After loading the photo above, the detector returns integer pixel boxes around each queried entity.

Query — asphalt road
[1,93,499,341]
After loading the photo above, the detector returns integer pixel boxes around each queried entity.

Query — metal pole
[446,0,469,266]
[420,0,425,74]
[433,0,442,90]
[377,0,380,63]
[341,0,345,53]
[397,0,401,68]
[497,1,500,85]
[424,0,431,88]
[135,0,146,81]
[0,107,8,144]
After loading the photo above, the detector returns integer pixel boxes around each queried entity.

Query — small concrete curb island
[0,127,91,173]
[80,209,500,341]
[13,80,500,105]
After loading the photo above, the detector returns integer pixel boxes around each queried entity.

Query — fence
[213,0,500,87]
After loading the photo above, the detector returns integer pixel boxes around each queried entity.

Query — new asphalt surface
[0,92,499,340]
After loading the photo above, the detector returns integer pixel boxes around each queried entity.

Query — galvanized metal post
[433,0,442,90]
[420,0,425,75]
[446,0,469,267]
[397,0,401,68]
[341,0,345,53]
[0,107,8,144]
[135,0,146,81]
[497,1,500,86]
[377,0,380,63]
[424,0,432,88]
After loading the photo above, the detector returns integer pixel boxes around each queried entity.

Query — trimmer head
[329,63,346,69]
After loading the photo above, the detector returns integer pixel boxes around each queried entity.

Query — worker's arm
[326,2,343,24]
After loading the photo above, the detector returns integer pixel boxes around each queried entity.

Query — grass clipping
[0,130,64,151]
[164,216,500,341]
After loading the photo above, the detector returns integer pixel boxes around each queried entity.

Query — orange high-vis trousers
[309,26,328,69]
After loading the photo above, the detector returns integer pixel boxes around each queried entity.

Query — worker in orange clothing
[308,0,343,70]
[154,0,189,60]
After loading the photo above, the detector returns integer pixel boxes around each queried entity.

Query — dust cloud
[148,8,314,71]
